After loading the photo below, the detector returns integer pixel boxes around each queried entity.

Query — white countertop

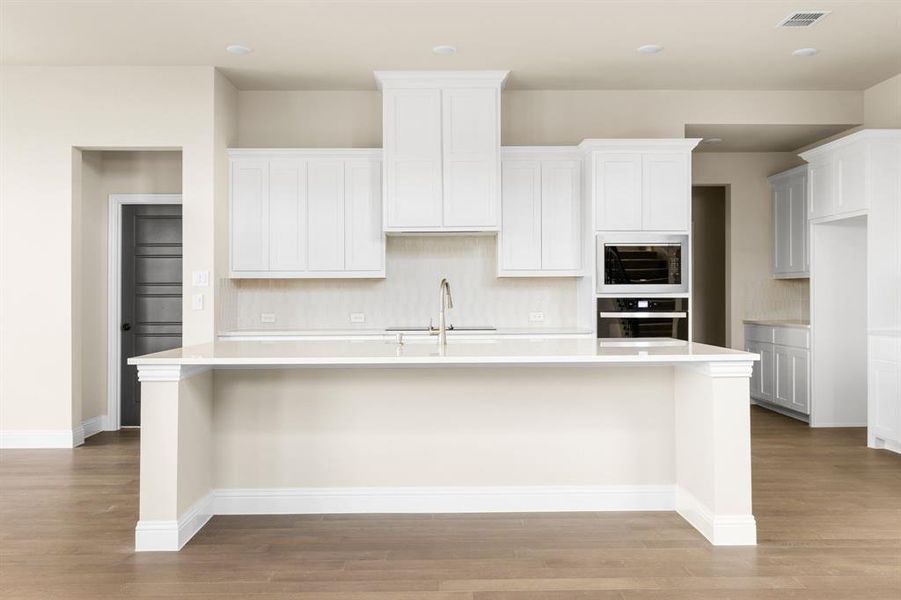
[129,338,757,367]
[743,319,810,329]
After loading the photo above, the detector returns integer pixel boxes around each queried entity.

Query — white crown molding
[212,484,675,515]
[676,487,756,546]
[135,493,213,552]
[136,365,210,383]
[501,146,582,160]
[579,138,703,153]
[766,164,808,183]
[799,128,901,160]
[227,148,382,159]
[374,70,510,90]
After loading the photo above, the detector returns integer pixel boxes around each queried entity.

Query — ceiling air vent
[777,11,830,27]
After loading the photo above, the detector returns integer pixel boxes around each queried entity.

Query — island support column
[673,361,757,545]
[133,365,214,551]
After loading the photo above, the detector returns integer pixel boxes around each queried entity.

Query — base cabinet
[745,323,810,418]
[869,336,901,454]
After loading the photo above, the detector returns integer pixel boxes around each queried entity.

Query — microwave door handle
[599,312,688,319]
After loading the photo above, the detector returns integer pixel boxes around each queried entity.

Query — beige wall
[864,73,901,128]
[0,66,221,434]
[79,151,183,421]
[236,89,863,148]
[693,153,809,350]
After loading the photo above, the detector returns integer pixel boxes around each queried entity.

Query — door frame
[107,193,182,430]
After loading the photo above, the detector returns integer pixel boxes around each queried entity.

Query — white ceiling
[2,1,900,91]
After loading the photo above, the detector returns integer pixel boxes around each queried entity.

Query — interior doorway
[118,203,183,426]
[691,186,727,346]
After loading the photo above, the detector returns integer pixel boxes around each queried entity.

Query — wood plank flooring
[1,407,900,599]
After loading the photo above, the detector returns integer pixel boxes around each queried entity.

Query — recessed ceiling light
[226,44,253,55]
[792,47,819,57]
[703,137,723,144]
[432,45,457,55]
[637,44,664,54]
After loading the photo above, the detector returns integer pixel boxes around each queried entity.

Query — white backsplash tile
[219,236,580,331]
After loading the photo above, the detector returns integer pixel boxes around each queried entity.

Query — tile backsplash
[218,236,580,331]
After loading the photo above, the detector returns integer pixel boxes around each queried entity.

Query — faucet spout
[430,277,454,345]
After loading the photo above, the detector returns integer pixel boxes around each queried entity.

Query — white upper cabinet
[835,144,868,214]
[382,88,443,228]
[229,149,384,279]
[769,165,809,278]
[499,148,582,277]
[593,154,642,231]
[376,71,508,232]
[806,156,834,219]
[580,139,700,233]
[231,158,270,272]
[642,153,690,231]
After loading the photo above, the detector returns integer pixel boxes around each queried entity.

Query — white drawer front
[774,327,809,349]
[745,324,775,344]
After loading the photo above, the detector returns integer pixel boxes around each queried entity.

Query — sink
[385,325,496,332]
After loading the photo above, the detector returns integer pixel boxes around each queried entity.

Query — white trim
[799,128,901,160]
[81,415,106,439]
[107,194,182,431]
[228,148,381,159]
[135,492,213,552]
[135,365,210,383]
[676,487,757,546]
[212,485,675,515]
[0,429,81,449]
[688,361,755,378]
[374,70,510,90]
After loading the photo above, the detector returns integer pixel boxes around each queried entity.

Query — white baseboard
[135,493,213,552]
[82,415,106,439]
[869,436,901,455]
[0,429,81,449]
[676,487,756,546]
[212,484,676,515]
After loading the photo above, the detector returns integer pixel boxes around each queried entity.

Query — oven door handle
[599,312,688,319]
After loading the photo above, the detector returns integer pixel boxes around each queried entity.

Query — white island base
[130,339,758,551]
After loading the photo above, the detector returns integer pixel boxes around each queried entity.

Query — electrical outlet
[350,312,365,323]
[529,311,545,322]
[191,293,204,311]
[192,270,210,287]
[260,313,276,323]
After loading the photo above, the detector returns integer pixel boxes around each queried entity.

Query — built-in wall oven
[596,233,689,295]
[597,297,689,340]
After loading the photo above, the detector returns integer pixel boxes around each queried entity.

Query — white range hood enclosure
[375,70,509,234]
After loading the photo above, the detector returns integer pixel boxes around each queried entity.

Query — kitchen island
[129,337,758,551]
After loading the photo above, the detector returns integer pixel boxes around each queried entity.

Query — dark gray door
[121,205,183,426]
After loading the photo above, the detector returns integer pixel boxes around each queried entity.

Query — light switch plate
[192,270,210,287]
[261,313,276,323]
[529,311,545,322]
[191,293,204,311]
[349,312,365,323]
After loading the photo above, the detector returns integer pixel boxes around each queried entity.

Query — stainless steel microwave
[596,233,689,295]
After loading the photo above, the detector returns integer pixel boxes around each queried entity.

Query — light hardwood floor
[1,407,900,599]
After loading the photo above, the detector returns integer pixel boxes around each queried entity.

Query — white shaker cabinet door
[307,159,346,271]
[642,152,689,231]
[344,159,383,272]
[835,145,868,215]
[773,182,792,275]
[807,158,834,219]
[500,160,541,271]
[230,158,270,271]
[383,88,443,228]
[788,174,809,274]
[775,345,810,414]
[746,341,764,400]
[541,159,582,271]
[268,158,307,271]
[594,154,641,231]
[442,87,499,227]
